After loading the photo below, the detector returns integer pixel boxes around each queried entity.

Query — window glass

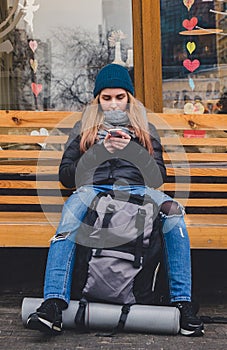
[160,0,227,114]
[0,0,133,110]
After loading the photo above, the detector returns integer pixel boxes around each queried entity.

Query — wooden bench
[0,110,226,249]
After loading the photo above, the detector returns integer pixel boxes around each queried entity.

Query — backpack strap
[74,298,88,332]
[102,203,115,228]
[96,304,132,337]
[133,208,146,268]
[95,203,116,252]
[115,304,132,332]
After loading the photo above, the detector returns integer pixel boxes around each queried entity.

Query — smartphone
[108,128,123,138]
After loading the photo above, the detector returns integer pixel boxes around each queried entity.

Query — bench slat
[177,198,227,207]
[0,135,67,144]
[0,228,55,247]
[1,150,227,162]
[164,153,227,162]
[167,168,227,177]
[187,227,227,249]
[0,196,65,205]
[0,212,226,225]
[148,113,227,130]
[0,150,63,159]
[1,135,226,146]
[0,111,226,129]
[0,212,226,249]
[1,225,226,248]
[161,137,227,146]
[0,196,226,207]
[0,111,80,128]
[0,180,225,192]
[0,165,58,174]
[0,180,226,192]
[161,183,227,192]
[0,180,65,189]
[185,214,227,226]
[0,212,60,222]
[0,165,227,176]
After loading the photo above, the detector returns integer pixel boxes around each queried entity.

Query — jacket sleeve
[58,135,82,188]
[113,139,165,188]
[148,123,167,182]
[59,134,114,188]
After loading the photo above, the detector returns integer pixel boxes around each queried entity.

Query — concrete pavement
[0,291,227,350]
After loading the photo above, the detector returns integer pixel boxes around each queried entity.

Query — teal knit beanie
[93,64,134,97]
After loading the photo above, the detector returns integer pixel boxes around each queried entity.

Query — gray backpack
[74,190,166,306]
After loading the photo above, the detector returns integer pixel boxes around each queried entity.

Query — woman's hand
[103,130,131,153]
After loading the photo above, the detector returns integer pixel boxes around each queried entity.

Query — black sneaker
[26,299,63,335]
[174,301,204,337]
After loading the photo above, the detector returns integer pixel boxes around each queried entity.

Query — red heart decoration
[182,17,198,31]
[29,40,38,53]
[31,83,42,97]
[183,59,200,72]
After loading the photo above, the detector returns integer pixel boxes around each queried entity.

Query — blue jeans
[44,185,191,304]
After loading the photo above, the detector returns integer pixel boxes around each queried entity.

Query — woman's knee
[160,201,183,216]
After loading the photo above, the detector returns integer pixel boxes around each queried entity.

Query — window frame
[132,0,163,112]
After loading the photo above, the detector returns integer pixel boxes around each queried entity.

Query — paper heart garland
[186,42,196,54]
[184,102,194,114]
[194,102,205,114]
[183,59,200,72]
[184,102,204,114]
[189,77,195,91]
[30,59,38,73]
[183,0,195,11]
[31,82,42,97]
[183,130,206,138]
[31,128,49,137]
[29,40,38,53]
[182,17,198,31]
[30,128,49,148]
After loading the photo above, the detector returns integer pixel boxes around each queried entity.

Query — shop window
[160,0,227,113]
[0,0,133,111]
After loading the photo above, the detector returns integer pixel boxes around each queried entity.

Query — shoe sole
[27,314,62,335]
[180,327,205,337]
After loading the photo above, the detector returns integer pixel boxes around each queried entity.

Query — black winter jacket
[59,121,166,189]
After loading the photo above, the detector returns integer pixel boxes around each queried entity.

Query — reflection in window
[206,83,212,97]
[0,0,133,111]
[161,0,227,113]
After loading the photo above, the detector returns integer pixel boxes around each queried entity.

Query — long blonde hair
[80,93,153,154]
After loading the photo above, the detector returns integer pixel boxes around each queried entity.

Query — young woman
[27,64,204,337]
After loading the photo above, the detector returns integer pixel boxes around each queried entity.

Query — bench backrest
[0,110,226,248]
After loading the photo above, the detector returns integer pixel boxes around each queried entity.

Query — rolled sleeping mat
[22,297,180,335]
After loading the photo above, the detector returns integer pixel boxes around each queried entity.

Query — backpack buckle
[138,208,146,216]
[135,208,146,230]
[106,204,115,213]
